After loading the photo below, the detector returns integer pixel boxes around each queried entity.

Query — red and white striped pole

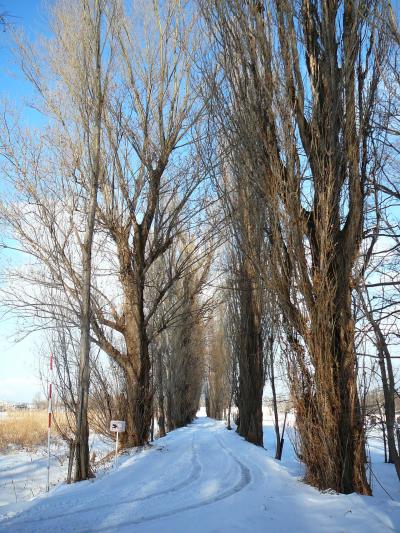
[46,353,53,493]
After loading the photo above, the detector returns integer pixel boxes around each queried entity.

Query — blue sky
[0,0,46,402]
[1,0,400,403]
[0,0,47,122]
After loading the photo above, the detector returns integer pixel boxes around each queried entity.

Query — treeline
[1,0,400,497]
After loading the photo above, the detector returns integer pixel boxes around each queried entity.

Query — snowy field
[0,433,114,510]
[0,411,399,532]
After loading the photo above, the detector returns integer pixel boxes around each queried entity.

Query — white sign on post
[110,420,126,460]
[110,420,126,432]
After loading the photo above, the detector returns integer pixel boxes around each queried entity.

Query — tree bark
[156,347,166,438]
[75,0,103,481]
[269,336,281,459]
[359,291,400,480]
[334,306,370,493]
[236,262,264,446]
[75,228,95,480]
[122,330,152,447]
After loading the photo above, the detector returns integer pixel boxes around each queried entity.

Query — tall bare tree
[1,0,113,480]
[206,308,231,421]
[1,0,211,450]
[353,9,400,481]
[201,119,267,444]
[87,0,209,446]
[61,0,107,482]
[204,0,389,494]
[151,238,212,432]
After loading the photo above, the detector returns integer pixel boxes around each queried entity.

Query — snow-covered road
[1,416,399,532]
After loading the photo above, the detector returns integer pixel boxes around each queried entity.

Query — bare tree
[15,0,111,480]
[358,289,400,478]
[0,0,211,451]
[351,9,400,482]
[201,127,266,444]
[206,308,231,420]
[62,0,107,483]
[151,238,212,432]
[83,0,210,446]
[204,0,390,494]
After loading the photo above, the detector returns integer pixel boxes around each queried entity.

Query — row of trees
[1,0,400,497]
[0,0,214,481]
[203,0,400,496]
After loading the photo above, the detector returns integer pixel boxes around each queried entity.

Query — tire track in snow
[0,434,202,531]
[83,427,252,532]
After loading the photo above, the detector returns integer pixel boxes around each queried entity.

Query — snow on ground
[0,433,113,511]
[0,440,67,508]
[0,411,399,532]
[366,428,400,505]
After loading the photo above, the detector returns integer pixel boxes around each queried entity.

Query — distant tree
[206,311,231,421]
[151,239,212,433]
[32,391,47,410]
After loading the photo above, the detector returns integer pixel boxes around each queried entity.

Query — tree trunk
[378,402,388,463]
[377,346,400,475]
[236,265,263,446]
[67,440,75,485]
[75,234,95,481]
[123,366,137,447]
[75,348,91,481]
[227,401,232,430]
[74,0,102,482]
[335,322,369,494]
[327,306,370,494]
[359,291,400,480]
[166,388,174,431]
[156,347,166,437]
[123,342,152,448]
[74,156,97,482]
[293,295,371,494]
[205,382,210,417]
[135,326,152,445]
[116,233,153,448]
[269,337,281,459]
